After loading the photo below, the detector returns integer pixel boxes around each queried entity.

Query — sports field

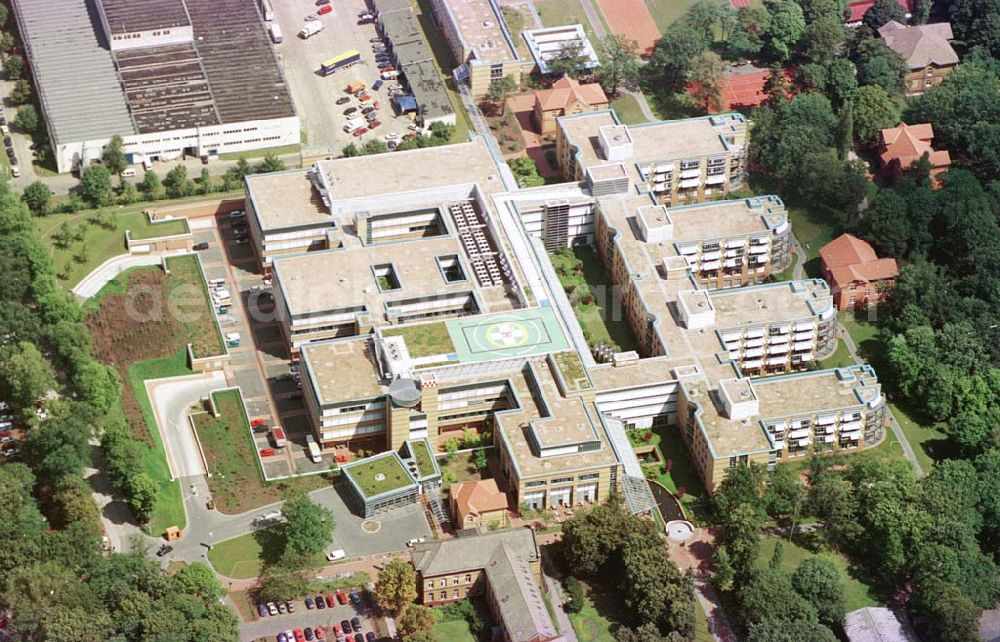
[447,306,569,362]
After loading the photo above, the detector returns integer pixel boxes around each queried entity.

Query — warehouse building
[13,0,298,173]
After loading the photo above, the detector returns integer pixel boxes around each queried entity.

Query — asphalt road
[148,372,228,479]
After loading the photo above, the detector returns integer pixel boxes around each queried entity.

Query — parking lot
[273,0,417,150]
[241,588,384,642]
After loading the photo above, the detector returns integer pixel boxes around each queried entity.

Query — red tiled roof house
[533,75,608,136]
[878,123,951,185]
[819,234,899,310]
[449,479,509,529]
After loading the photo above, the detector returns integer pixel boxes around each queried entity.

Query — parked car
[341,620,352,634]
[277,601,287,614]
[314,627,326,640]
[316,0,330,4]
[257,603,269,617]
[352,128,368,137]
[387,140,398,150]
[354,634,364,642]
[277,633,286,642]
[229,210,245,218]
[365,633,376,642]
[336,590,348,605]
[317,5,332,15]
[372,80,383,91]
[305,596,315,610]
[286,600,296,613]
[294,630,306,642]
[306,13,317,20]
[193,241,209,251]
[406,537,426,547]
[324,594,335,607]
[267,602,279,616]
[6,147,14,158]
[350,592,362,606]
[350,617,361,630]
[370,37,383,43]
[315,595,326,610]
[156,544,173,557]
[336,96,351,105]
[367,120,381,129]
[304,627,314,641]
[3,136,11,146]
[343,107,358,116]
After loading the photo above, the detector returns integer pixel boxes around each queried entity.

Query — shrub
[563,577,585,613]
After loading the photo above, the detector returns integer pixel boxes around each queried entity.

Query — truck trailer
[298,20,323,39]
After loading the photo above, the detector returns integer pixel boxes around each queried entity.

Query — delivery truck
[343,117,367,134]
[298,20,324,39]
[271,426,287,448]
[306,435,322,464]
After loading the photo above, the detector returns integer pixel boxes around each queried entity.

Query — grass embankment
[162,254,225,358]
[410,0,473,143]
[209,526,332,579]
[549,246,640,353]
[192,390,327,514]
[610,94,649,125]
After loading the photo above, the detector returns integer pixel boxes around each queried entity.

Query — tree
[509,156,543,187]
[374,558,417,615]
[714,462,766,516]
[685,1,726,44]
[486,75,518,115]
[791,556,845,626]
[716,503,764,583]
[911,581,982,642]
[398,604,437,638]
[712,546,735,592]
[78,165,115,207]
[255,153,285,174]
[654,23,708,93]
[23,409,92,482]
[363,139,389,155]
[747,619,838,642]
[825,58,858,108]
[563,576,585,613]
[808,472,859,545]
[739,566,819,626]
[616,622,670,642]
[164,164,191,199]
[199,167,212,195]
[141,170,164,201]
[172,562,225,602]
[751,92,838,180]
[851,35,907,96]
[3,54,23,79]
[125,472,159,523]
[804,14,845,64]
[547,41,589,78]
[50,475,101,533]
[101,135,127,177]
[74,361,120,412]
[764,0,805,60]
[14,104,38,132]
[863,0,905,30]
[852,85,899,145]
[595,34,641,97]
[859,189,911,256]
[727,5,771,60]
[10,78,31,105]
[764,465,805,521]
[341,143,360,158]
[0,4,9,28]
[21,181,52,215]
[0,341,57,409]
[281,489,334,558]
[687,51,726,113]
[258,562,311,602]
[402,631,439,642]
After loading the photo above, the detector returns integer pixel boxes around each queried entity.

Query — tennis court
[447,307,569,363]
[594,0,661,56]
[715,67,793,111]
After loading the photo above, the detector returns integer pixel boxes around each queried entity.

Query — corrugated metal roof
[14,0,136,145]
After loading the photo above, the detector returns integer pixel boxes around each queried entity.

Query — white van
[121,168,137,178]
[142,158,153,171]
[326,549,346,561]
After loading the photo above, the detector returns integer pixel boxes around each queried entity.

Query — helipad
[447,306,569,362]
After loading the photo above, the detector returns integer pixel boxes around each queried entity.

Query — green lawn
[549,246,640,353]
[163,254,226,358]
[535,0,603,47]
[643,0,701,33]
[839,311,945,472]
[128,217,189,240]
[610,93,648,125]
[382,322,455,357]
[818,338,854,370]
[127,349,191,536]
[500,5,533,58]
[209,527,328,579]
[218,144,302,162]
[633,425,712,524]
[758,536,880,612]
[344,454,413,497]
[433,619,477,642]
[410,0,473,144]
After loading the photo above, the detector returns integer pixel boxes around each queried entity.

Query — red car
[367,120,381,129]
[294,630,306,642]
[372,100,380,110]
[378,66,394,73]
[250,417,266,427]
[324,594,335,607]
[317,4,332,14]
[259,448,276,457]
[315,627,326,640]
[332,623,342,635]
[352,127,368,137]
[358,93,371,102]
[336,591,348,605]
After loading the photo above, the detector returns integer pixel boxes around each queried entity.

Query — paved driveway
[147,371,228,478]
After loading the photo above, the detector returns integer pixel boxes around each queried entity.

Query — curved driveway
[72,251,187,300]
[147,372,228,479]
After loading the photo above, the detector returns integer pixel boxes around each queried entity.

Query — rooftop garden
[383,322,456,358]
[552,351,590,392]
[408,439,438,479]
[128,215,190,240]
[345,454,414,498]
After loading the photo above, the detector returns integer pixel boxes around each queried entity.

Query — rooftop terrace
[301,338,384,404]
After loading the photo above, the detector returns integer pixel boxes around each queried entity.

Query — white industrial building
[13,0,299,174]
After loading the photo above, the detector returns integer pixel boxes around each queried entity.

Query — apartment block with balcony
[677,279,838,375]
[555,110,749,204]
[676,365,887,490]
